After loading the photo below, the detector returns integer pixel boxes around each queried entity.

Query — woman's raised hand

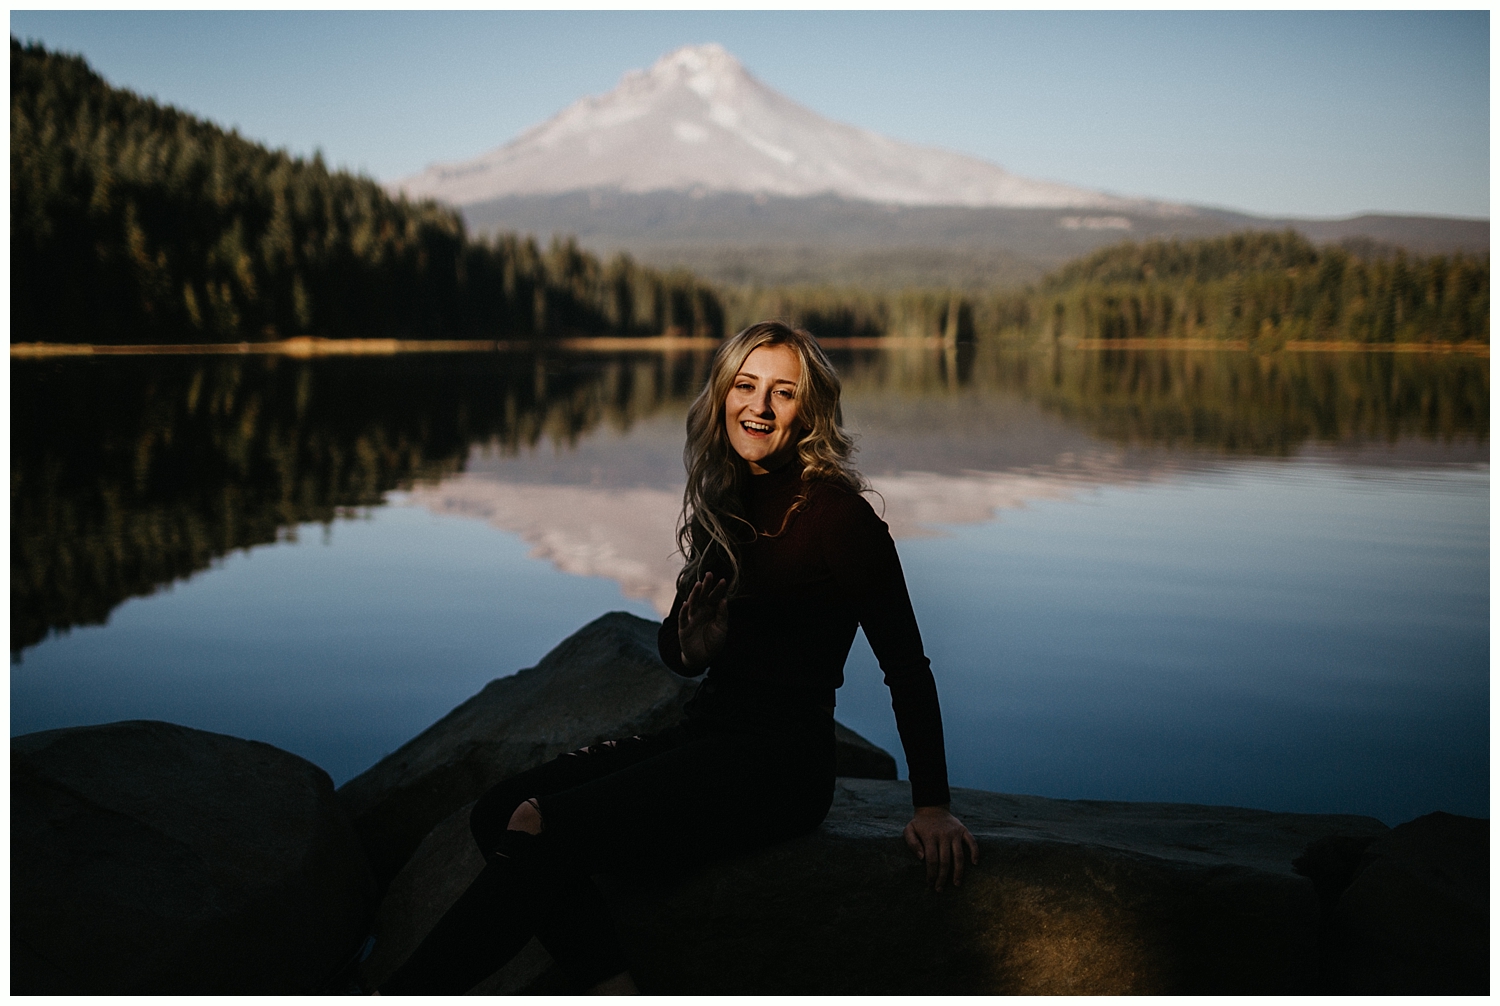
[677,571,729,672]
[903,806,980,891]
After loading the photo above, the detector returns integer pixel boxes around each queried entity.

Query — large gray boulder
[338,611,896,887]
[1329,811,1488,993]
[359,778,1389,994]
[12,720,376,994]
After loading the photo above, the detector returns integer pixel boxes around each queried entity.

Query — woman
[379,321,978,994]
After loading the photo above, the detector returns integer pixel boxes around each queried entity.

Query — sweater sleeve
[820,490,951,808]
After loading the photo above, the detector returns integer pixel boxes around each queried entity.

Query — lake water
[11,346,1489,825]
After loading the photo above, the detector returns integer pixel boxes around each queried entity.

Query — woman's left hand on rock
[904,805,979,891]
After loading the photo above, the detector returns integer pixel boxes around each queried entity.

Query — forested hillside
[11,39,724,343]
[1024,231,1488,345]
[743,231,1488,347]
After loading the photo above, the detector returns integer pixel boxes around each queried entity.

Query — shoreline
[11,335,1490,358]
[8,334,721,358]
[1070,338,1490,355]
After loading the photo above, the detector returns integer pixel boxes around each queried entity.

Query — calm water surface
[11,347,1488,824]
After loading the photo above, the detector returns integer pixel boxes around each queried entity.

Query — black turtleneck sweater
[657,463,951,808]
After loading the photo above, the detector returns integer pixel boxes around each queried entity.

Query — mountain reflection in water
[405,442,1164,617]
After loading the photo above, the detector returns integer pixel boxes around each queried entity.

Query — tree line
[11,39,723,343]
[1011,230,1489,346]
[739,231,1487,348]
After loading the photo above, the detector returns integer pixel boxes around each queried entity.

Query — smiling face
[724,343,803,474]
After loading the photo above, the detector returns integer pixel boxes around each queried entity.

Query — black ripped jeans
[380,692,837,993]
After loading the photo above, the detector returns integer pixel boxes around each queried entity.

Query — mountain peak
[608,42,756,108]
[395,43,1167,213]
[647,43,743,86]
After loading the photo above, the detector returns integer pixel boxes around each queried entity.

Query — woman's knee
[507,797,544,835]
[471,783,530,852]
[470,735,662,845]
[473,793,548,863]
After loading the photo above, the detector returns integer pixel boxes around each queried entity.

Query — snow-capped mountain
[394,43,1166,212]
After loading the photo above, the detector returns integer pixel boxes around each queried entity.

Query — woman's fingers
[903,821,923,858]
[679,572,730,671]
[683,577,712,625]
[906,813,980,891]
[683,573,723,622]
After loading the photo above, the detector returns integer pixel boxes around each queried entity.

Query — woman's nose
[754,391,774,416]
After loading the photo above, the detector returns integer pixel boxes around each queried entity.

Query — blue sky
[10,10,1489,219]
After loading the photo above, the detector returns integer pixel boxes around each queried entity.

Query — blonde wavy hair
[676,320,866,594]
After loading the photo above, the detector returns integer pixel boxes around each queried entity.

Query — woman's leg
[537,728,835,872]
[382,725,833,993]
[528,730,833,992]
[376,849,537,994]
[382,823,636,994]
[470,731,685,863]
[380,731,691,993]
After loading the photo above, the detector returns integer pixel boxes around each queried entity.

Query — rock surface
[360,778,1390,994]
[833,719,897,781]
[12,720,376,994]
[338,611,896,887]
[1329,811,1488,993]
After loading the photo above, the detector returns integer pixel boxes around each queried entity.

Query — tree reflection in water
[10,351,709,653]
[11,345,1486,654]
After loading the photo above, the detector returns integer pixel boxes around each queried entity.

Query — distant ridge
[460,191,1489,291]
[394,43,1182,213]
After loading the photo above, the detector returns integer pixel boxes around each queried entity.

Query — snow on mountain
[394,43,1164,212]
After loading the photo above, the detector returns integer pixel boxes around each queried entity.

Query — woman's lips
[741,421,772,437]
